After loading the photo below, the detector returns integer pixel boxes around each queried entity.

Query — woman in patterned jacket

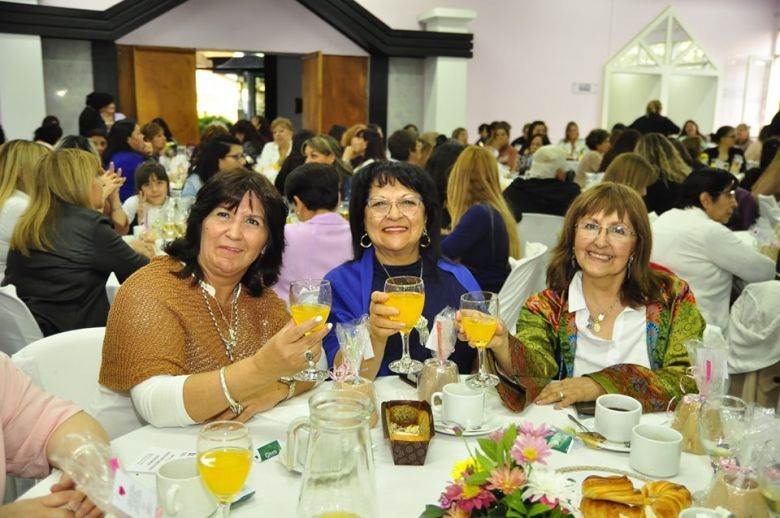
[474,182,704,412]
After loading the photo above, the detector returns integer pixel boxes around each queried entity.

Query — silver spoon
[568,414,631,448]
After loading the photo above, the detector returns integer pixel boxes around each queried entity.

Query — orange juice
[384,292,425,333]
[462,313,498,348]
[290,303,331,332]
[198,447,252,501]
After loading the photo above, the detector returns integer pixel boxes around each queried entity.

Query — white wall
[0,33,46,140]
[118,0,368,57]
[357,0,776,140]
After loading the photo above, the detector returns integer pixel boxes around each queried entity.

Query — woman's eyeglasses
[226,152,246,160]
[575,221,636,241]
[366,197,423,217]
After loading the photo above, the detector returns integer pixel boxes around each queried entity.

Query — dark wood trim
[90,40,119,101]
[0,0,187,40]
[368,55,388,132]
[296,0,472,58]
[264,55,278,121]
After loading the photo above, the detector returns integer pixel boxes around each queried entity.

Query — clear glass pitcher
[290,389,377,518]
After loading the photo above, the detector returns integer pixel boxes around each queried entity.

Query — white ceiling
[38,0,123,10]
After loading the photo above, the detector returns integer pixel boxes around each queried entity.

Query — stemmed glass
[197,421,253,518]
[289,279,331,382]
[385,276,425,374]
[698,394,750,470]
[758,443,780,516]
[460,291,500,389]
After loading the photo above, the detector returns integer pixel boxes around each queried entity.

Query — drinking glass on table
[698,394,750,471]
[384,275,425,375]
[460,291,500,389]
[759,443,780,516]
[197,421,252,518]
[289,279,331,382]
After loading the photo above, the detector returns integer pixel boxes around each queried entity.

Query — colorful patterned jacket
[492,275,704,412]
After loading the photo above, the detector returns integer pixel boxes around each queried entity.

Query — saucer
[432,408,502,436]
[577,418,631,453]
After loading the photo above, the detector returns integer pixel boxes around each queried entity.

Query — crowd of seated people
[3,96,780,516]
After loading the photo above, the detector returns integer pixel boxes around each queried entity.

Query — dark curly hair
[165,167,286,295]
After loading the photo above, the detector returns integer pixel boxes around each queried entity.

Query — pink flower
[440,482,463,508]
[511,435,552,465]
[458,486,496,513]
[488,429,505,442]
[486,466,526,494]
[518,421,553,439]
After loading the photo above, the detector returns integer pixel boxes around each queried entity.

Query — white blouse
[568,272,650,376]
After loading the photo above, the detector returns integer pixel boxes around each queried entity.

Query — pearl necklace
[201,285,240,362]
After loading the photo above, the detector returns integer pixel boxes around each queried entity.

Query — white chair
[498,241,548,328]
[106,271,120,305]
[516,213,565,251]
[0,284,43,356]
[12,327,105,409]
[757,194,780,228]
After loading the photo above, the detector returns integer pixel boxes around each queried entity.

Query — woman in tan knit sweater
[95,168,328,438]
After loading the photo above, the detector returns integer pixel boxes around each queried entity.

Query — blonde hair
[11,148,101,256]
[270,117,294,133]
[752,148,780,201]
[447,146,521,259]
[635,133,690,184]
[0,140,49,208]
[603,153,657,194]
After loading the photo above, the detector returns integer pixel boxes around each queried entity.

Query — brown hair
[603,153,657,194]
[547,182,670,308]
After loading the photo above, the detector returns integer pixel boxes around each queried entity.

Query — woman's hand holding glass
[368,290,407,341]
[460,291,500,388]
[252,317,329,382]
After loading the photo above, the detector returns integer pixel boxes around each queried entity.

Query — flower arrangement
[421,422,575,518]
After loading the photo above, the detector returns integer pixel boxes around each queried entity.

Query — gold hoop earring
[419,229,431,248]
[360,233,373,249]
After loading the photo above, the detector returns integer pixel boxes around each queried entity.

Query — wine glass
[698,394,749,470]
[758,443,780,517]
[385,276,425,374]
[460,291,500,389]
[289,279,331,382]
[197,421,253,518]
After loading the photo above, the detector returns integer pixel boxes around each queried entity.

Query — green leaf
[419,505,447,518]
[528,502,553,517]
[465,470,491,486]
[475,451,496,473]
[478,437,499,459]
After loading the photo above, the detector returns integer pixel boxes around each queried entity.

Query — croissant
[579,475,692,518]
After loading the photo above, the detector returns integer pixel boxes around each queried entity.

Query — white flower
[522,467,576,510]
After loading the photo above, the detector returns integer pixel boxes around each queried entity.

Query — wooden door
[117,45,199,145]
[302,52,368,133]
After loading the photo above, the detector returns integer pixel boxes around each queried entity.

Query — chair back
[0,284,43,356]
[12,327,104,409]
[757,194,780,228]
[498,242,548,328]
[517,213,565,250]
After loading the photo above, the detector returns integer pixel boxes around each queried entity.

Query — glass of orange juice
[197,421,253,518]
[290,279,332,382]
[461,291,500,388]
[385,276,425,374]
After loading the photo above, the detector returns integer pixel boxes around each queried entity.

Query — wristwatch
[279,376,297,401]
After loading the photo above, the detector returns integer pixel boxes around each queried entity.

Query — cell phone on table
[574,400,596,417]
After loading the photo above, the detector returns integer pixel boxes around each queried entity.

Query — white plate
[432,408,503,437]
[558,465,652,518]
[576,418,631,453]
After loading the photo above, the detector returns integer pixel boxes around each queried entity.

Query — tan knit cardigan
[99,256,289,391]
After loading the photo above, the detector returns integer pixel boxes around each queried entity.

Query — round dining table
[22,376,713,517]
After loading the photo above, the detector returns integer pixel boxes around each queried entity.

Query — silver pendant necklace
[377,258,423,279]
[201,285,240,361]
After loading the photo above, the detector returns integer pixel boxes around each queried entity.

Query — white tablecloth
[22,377,712,516]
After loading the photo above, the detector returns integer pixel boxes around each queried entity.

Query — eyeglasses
[575,221,636,241]
[366,196,423,217]
[226,152,246,160]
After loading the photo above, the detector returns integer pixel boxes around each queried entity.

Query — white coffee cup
[156,457,217,518]
[431,382,485,428]
[594,394,642,443]
[629,423,683,478]
[678,507,732,518]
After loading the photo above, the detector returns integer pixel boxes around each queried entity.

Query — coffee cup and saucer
[430,382,502,436]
